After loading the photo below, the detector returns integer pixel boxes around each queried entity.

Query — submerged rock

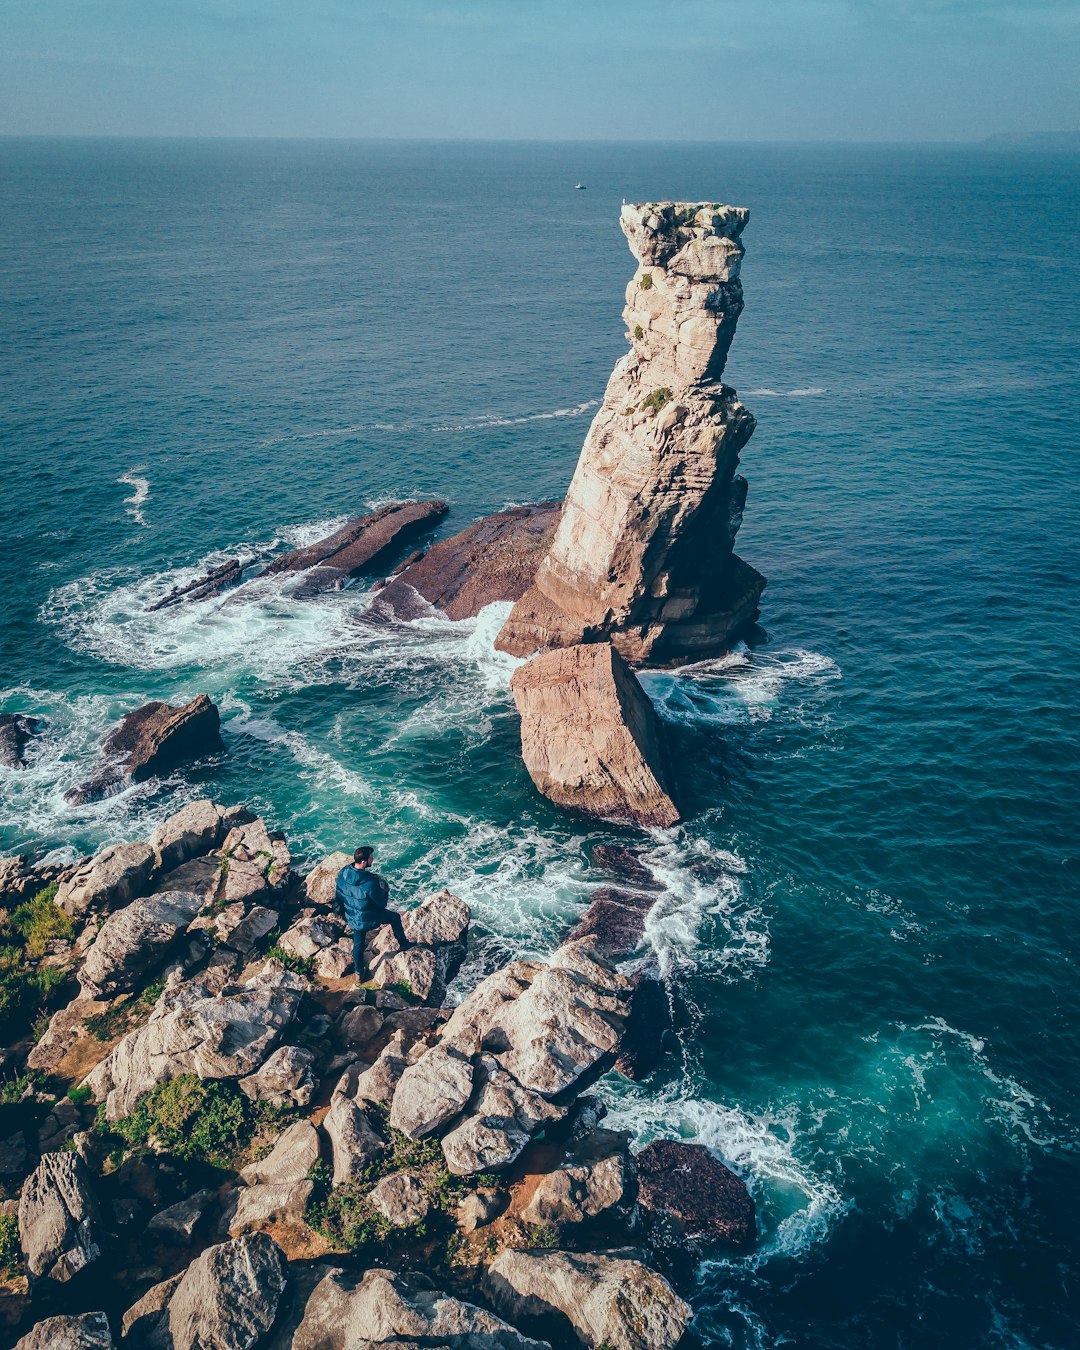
[0,713,45,768]
[148,558,245,611]
[66,695,223,805]
[511,643,680,828]
[485,1248,691,1350]
[634,1137,756,1248]
[379,502,561,620]
[498,201,764,664]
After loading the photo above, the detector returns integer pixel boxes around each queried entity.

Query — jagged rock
[291,1266,550,1350]
[323,1098,386,1186]
[1,854,72,903]
[0,713,45,768]
[440,962,542,1051]
[85,966,306,1119]
[441,1057,564,1177]
[238,1044,316,1109]
[220,904,279,954]
[121,1274,183,1338]
[567,887,655,960]
[278,909,348,961]
[348,1029,412,1107]
[337,1002,384,1047]
[498,201,764,665]
[380,503,561,620]
[389,1043,474,1140]
[78,890,204,998]
[150,800,246,872]
[314,937,353,979]
[520,1150,629,1228]
[14,1312,114,1350]
[510,643,680,829]
[242,1120,321,1187]
[634,1138,755,1247]
[37,1098,89,1153]
[456,1189,506,1233]
[485,1248,691,1350]
[55,842,155,918]
[591,844,662,890]
[262,501,449,595]
[484,939,630,1097]
[66,696,223,805]
[145,1189,214,1243]
[228,1179,313,1237]
[615,975,671,1081]
[18,1151,103,1282]
[217,818,289,904]
[366,888,470,1005]
[148,558,245,611]
[303,850,352,907]
[367,1173,430,1228]
[149,1233,286,1350]
[28,997,109,1073]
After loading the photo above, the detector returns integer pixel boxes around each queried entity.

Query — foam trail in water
[118,471,150,526]
[260,398,600,446]
[641,645,841,726]
[743,386,827,398]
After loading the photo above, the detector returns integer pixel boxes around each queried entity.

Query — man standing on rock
[335,846,413,982]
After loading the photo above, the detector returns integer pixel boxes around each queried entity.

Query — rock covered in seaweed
[497,201,764,665]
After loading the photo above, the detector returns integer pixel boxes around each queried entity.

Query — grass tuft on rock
[0,1212,20,1278]
[641,387,673,413]
[0,883,72,1041]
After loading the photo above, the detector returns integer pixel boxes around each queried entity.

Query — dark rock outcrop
[615,974,672,1081]
[635,1137,756,1248]
[66,695,222,804]
[0,714,45,768]
[262,500,449,596]
[148,559,245,611]
[497,201,765,665]
[511,643,680,828]
[379,503,560,620]
[567,888,655,961]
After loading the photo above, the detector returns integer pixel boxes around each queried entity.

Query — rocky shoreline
[1,801,754,1350]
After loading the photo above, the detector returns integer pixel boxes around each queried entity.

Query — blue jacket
[335,865,390,931]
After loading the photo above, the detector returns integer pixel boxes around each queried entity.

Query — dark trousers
[352,910,409,978]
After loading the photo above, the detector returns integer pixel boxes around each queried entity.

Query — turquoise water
[2,139,1078,1347]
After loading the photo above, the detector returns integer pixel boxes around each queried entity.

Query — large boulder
[378,502,561,621]
[497,201,764,665]
[366,888,470,1004]
[302,851,351,907]
[261,500,449,596]
[0,713,45,769]
[441,1058,564,1177]
[14,1312,114,1350]
[510,643,680,829]
[634,1138,755,1248]
[367,1173,430,1229]
[150,800,247,872]
[323,1098,386,1186]
[55,842,155,918]
[520,1149,629,1228]
[228,1180,313,1237]
[239,1044,317,1109]
[18,1151,103,1282]
[241,1120,321,1187]
[567,887,655,961]
[78,890,205,998]
[66,695,223,804]
[389,1043,474,1140]
[485,1249,691,1350]
[290,1266,550,1350]
[147,1233,286,1350]
[84,966,307,1120]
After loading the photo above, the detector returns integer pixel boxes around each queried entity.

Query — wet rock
[150,1232,286,1350]
[228,1179,313,1237]
[66,695,223,805]
[148,558,245,611]
[291,1266,550,1350]
[55,842,155,919]
[78,890,205,998]
[497,201,764,665]
[18,1151,103,1282]
[485,1248,691,1350]
[323,1098,386,1186]
[0,713,45,769]
[567,887,655,961]
[380,502,561,621]
[634,1138,755,1247]
[85,966,306,1120]
[590,844,663,891]
[145,1189,214,1244]
[238,1044,317,1109]
[14,1312,114,1350]
[510,643,680,829]
[367,1172,430,1228]
[615,974,671,1081]
[241,1120,321,1187]
[262,501,449,595]
[389,1043,474,1140]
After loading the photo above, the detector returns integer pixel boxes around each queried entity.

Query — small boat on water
[574,183,587,190]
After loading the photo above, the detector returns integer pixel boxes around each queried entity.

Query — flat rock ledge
[511,642,680,829]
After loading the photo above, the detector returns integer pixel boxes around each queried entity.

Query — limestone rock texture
[18,1151,103,1282]
[510,643,680,828]
[13,1312,114,1350]
[148,1232,286,1350]
[497,201,764,665]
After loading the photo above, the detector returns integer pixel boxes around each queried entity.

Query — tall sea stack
[496,201,765,665]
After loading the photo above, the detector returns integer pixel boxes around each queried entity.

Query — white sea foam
[432,399,600,432]
[259,398,600,446]
[640,645,841,727]
[742,386,827,398]
[118,471,150,526]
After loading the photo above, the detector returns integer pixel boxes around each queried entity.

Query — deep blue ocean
[1,139,1078,1348]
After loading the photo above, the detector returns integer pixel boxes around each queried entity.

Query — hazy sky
[1,0,1078,142]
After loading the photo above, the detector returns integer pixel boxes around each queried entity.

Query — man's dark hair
[354,846,374,865]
